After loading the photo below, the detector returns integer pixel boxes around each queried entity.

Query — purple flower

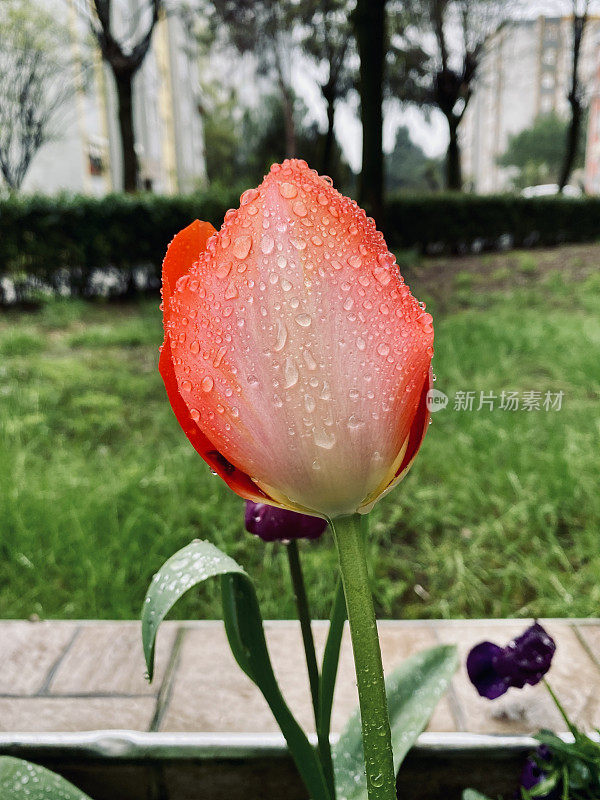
[520,745,559,799]
[244,501,327,543]
[467,623,556,700]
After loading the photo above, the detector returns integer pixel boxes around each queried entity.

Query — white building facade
[460,15,600,194]
[20,0,206,196]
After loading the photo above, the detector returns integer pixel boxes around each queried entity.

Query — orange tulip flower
[160,160,433,518]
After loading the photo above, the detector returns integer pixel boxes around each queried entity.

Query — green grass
[1,243,599,621]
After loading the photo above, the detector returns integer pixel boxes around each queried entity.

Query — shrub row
[386,194,600,252]
[1,190,599,302]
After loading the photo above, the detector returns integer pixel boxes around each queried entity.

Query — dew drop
[373,267,392,286]
[261,234,275,254]
[304,394,316,413]
[284,357,299,388]
[201,376,214,392]
[216,262,231,279]
[224,281,238,299]
[181,380,192,392]
[313,428,336,449]
[357,337,366,351]
[377,342,390,356]
[295,313,312,327]
[233,235,252,259]
[273,321,288,352]
[279,182,297,198]
[293,200,308,217]
[190,340,200,355]
[348,255,362,268]
[303,349,317,369]
[281,278,293,292]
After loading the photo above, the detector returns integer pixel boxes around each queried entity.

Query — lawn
[1,243,599,621]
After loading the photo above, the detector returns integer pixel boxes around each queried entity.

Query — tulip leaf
[333,643,459,800]
[0,757,92,799]
[142,540,331,800]
[142,539,245,681]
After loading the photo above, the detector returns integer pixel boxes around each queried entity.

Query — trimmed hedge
[386,194,600,252]
[1,190,599,302]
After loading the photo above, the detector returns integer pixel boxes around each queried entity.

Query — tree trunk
[352,0,386,227]
[277,73,297,159]
[321,95,335,175]
[115,69,138,193]
[446,117,462,191]
[559,99,582,191]
[559,12,587,191]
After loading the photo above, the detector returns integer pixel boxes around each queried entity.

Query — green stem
[330,513,396,800]
[287,540,321,724]
[544,679,577,737]
[318,575,347,796]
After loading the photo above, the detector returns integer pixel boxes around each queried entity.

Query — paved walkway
[1,619,599,736]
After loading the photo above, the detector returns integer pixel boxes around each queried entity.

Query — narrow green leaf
[0,757,92,799]
[221,574,332,800]
[333,644,459,800]
[141,542,331,800]
[142,539,245,681]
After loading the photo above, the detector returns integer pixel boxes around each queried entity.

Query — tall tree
[0,0,77,191]
[90,0,162,192]
[498,111,585,189]
[393,0,512,191]
[558,0,590,191]
[299,0,354,175]
[352,0,387,225]
[204,0,299,158]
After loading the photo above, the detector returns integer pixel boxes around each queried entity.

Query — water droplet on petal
[284,357,299,388]
[313,428,336,449]
[224,281,238,299]
[181,380,192,392]
[293,200,307,217]
[274,321,288,352]
[295,313,312,327]
[201,376,214,392]
[279,182,297,198]
[233,235,252,259]
[261,234,274,254]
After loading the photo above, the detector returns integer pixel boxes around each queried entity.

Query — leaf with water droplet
[333,644,458,800]
[0,757,92,799]
[141,541,331,800]
[142,540,246,682]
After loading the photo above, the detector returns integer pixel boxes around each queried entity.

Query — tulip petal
[162,219,217,308]
[164,161,434,516]
[160,222,269,504]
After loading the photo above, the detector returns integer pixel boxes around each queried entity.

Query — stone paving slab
[0,619,598,735]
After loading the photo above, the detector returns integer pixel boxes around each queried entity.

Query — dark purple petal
[497,623,556,689]
[520,745,559,799]
[244,501,327,543]
[466,641,511,699]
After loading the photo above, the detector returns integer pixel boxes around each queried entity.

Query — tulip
[245,500,327,542]
[160,159,434,800]
[160,159,433,520]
